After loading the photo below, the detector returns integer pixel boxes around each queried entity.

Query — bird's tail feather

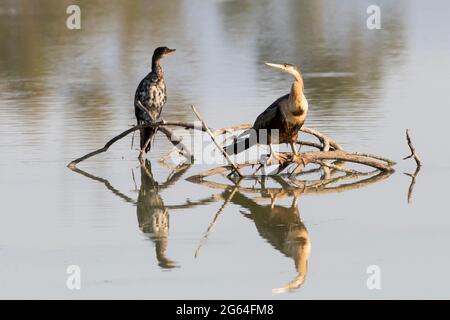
[140,127,156,153]
[224,130,258,155]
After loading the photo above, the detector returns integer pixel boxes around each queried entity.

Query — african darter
[225,63,308,162]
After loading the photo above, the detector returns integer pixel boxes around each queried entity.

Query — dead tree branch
[68,106,398,180]
[67,125,141,169]
[187,150,394,181]
[158,126,194,163]
[67,120,195,169]
[403,129,421,167]
[401,129,422,203]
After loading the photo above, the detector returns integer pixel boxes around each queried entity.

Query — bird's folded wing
[254,103,279,130]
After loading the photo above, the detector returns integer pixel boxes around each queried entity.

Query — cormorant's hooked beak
[165,48,176,55]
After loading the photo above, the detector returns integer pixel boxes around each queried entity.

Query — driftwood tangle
[67,105,397,180]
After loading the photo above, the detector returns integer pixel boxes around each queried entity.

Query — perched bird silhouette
[225,63,308,162]
[134,46,176,153]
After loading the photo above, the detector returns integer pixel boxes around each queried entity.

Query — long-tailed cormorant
[134,46,175,153]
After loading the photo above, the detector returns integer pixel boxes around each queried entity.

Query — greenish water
[1,0,450,299]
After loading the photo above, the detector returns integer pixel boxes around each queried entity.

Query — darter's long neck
[288,77,308,114]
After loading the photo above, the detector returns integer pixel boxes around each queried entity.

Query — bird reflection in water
[137,160,176,269]
[192,170,393,293]
[224,188,310,294]
[70,159,198,269]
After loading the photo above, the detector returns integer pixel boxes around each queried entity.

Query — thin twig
[131,130,135,150]
[191,105,243,177]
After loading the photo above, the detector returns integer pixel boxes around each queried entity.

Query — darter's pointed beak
[265,62,285,70]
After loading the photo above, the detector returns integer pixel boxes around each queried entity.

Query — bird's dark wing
[253,94,289,130]
[134,72,165,122]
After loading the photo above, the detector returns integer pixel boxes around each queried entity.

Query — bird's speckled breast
[149,79,167,111]
[135,75,167,122]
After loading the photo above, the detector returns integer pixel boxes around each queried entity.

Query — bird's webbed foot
[288,155,306,177]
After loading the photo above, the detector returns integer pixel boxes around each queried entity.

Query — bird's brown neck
[281,76,308,124]
[288,79,307,113]
[288,67,305,105]
[294,69,303,86]
[290,80,304,103]
[152,59,164,78]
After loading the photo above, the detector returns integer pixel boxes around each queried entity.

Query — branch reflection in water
[72,160,216,269]
[70,161,393,293]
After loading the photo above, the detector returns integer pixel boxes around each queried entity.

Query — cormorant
[225,63,308,162]
[134,46,176,153]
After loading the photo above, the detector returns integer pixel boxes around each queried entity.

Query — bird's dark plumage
[134,46,175,153]
[225,63,308,157]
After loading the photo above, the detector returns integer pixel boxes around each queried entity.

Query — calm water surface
[1,0,450,299]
